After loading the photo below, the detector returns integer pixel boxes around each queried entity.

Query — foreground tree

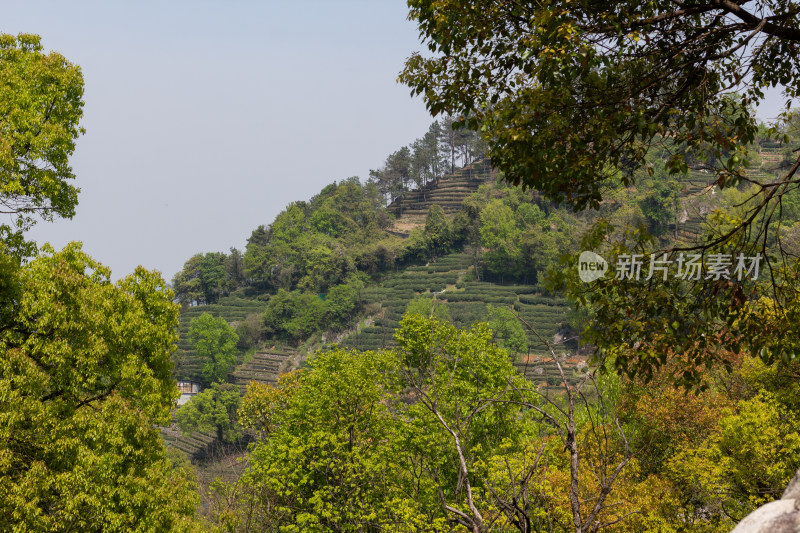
[223,314,646,532]
[0,34,85,256]
[394,314,533,531]
[401,0,799,209]
[0,243,198,531]
[235,349,430,532]
[401,0,800,380]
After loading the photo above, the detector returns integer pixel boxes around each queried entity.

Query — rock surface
[731,469,800,532]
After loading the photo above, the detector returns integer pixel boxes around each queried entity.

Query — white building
[176,380,201,406]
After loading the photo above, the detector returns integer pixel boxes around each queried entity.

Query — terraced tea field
[231,349,294,395]
[341,250,581,386]
[670,146,788,241]
[387,159,495,219]
[172,296,267,382]
[160,425,216,458]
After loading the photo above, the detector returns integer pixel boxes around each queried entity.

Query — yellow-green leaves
[0,34,84,254]
[187,312,238,386]
[0,243,197,531]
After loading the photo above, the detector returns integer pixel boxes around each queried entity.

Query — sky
[3,1,435,280]
[2,1,789,281]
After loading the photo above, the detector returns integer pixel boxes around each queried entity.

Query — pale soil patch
[391,218,425,233]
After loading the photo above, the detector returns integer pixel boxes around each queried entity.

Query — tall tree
[172,252,228,306]
[243,224,272,288]
[187,312,239,386]
[425,120,446,182]
[479,199,523,279]
[439,115,458,174]
[400,0,800,380]
[237,349,425,532]
[0,243,198,531]
[0,34,85,257]
[410,121,449,189]
[226,247,246,290]
[424,204,452,260]
[386,146,412,191]
[176,382,242,443]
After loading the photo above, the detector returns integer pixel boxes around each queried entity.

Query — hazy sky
[2,2,789,281]
[4,1,434,280]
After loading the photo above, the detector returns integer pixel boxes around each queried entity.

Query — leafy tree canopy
[401,0,798,208]
[187,312,239,386]
[487,304,529,355]
[261,274,366,343]
[405,293,452,322]
[0,34,84,256]
[0,243,198,531]
[176,382,242,443]
[424,203,453,259]
[172,249,245,307]
[401,1,800,381]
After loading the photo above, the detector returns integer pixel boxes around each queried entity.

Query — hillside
[170,157,579,390]
[167,131,800,468]
[171,141,793,391]
[172,296,268,383]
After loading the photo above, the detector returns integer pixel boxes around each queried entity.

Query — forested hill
[169,118,800,394]
[162,114,800,533]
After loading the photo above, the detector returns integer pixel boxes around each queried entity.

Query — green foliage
[613,356,800,531]
[487,304,528,355]
[324,275,366,330]
[262,289,325,343]
[223,317,536,531]
[424,204,452,258]
[296,233,354,292]
[170,249,248,307]
[262,275,366,343]
[243,181,387,293]
[480,199,522,276]
[399,1,779,208]
[285,292,326,341]
[235,311,263,351]
[238,348,429,532]
[638,176,680,236]
[172,252,229,306]
[176,382,243,443]
[679,391,799,523]
[405,293,451,322]
[548,213,800,383]
[353,239,401,275]
[0,243,198,531]
[262,288,295,338]
[187,312,239,386]
[0,34,85,256]
[454,185,582,283]
[393,315,537,527]
[401,0,800,382]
